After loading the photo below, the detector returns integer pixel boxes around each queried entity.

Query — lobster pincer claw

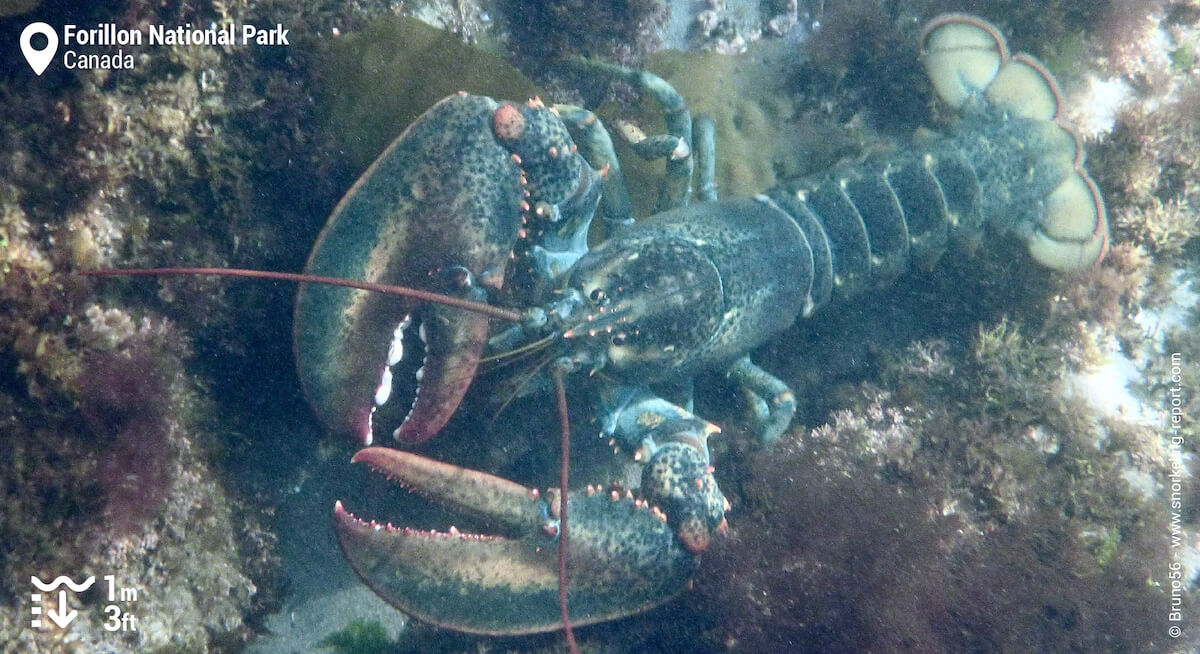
[334,447,700,635]
[296,94,526,445]
[297,93,601,446]
[641,442,729,554]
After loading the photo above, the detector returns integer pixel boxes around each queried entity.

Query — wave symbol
[31,576,96,592]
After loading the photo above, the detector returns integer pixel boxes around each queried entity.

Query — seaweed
[697,404,1193,653]
[319,619,398,654]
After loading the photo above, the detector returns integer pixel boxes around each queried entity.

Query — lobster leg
[727,356,797,445]
[570,61,695,213]
[556,104,636,227]
[693,116,718,203]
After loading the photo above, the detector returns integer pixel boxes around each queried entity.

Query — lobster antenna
[479,332,556,365]
[552,365,580,654]
[485,350,555,435]
[81,267,524,323]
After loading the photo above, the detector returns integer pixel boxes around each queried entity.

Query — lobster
[87,13,1107,640]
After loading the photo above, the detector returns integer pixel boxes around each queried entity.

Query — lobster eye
[610,334,626,346]
[589,288,607,304]
[447,266,472,289]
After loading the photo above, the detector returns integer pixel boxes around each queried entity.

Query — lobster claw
[296,94,525,444]
[334,448,700,635]
[296,93,602,445]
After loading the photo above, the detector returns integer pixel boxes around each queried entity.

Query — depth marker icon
[30,576,95,629]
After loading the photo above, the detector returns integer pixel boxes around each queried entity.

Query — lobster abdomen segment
[767,143,986,309]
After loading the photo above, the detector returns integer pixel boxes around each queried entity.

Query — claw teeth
[374,368,393,406]
[650,506,668,523]
[387,318,408,366]
[334,500,359,523]
[374,319,410,408]
[336,499,503,541]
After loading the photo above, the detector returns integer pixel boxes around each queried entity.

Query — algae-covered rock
[320,14,540,170]
[0,0,39,16]
[502,0,667,68]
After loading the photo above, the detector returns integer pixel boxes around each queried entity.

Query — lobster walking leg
[566,62,696,212]
[728,356,797,445]
[693,116,718,203]
[556,104,636,227]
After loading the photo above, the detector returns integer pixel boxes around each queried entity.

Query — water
[2,1,1197,652]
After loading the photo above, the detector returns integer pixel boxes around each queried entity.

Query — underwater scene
[1,0,1199,652]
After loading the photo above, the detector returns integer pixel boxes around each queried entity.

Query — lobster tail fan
[920,14,1006,109]
[921,13,1109,272]
[1027,171,1108,271]
[981,51,1107,271]
[985,55,1063,120]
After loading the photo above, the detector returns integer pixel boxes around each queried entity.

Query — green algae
[319,15,540,171]
[1171,43,1196,72]
[318,619,396,654]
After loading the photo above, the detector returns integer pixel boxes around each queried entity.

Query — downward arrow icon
[45,590,77,628]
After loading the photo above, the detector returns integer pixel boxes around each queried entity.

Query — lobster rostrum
[86,13,1109,639]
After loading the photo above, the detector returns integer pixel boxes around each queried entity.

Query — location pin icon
[20,23,58,76]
